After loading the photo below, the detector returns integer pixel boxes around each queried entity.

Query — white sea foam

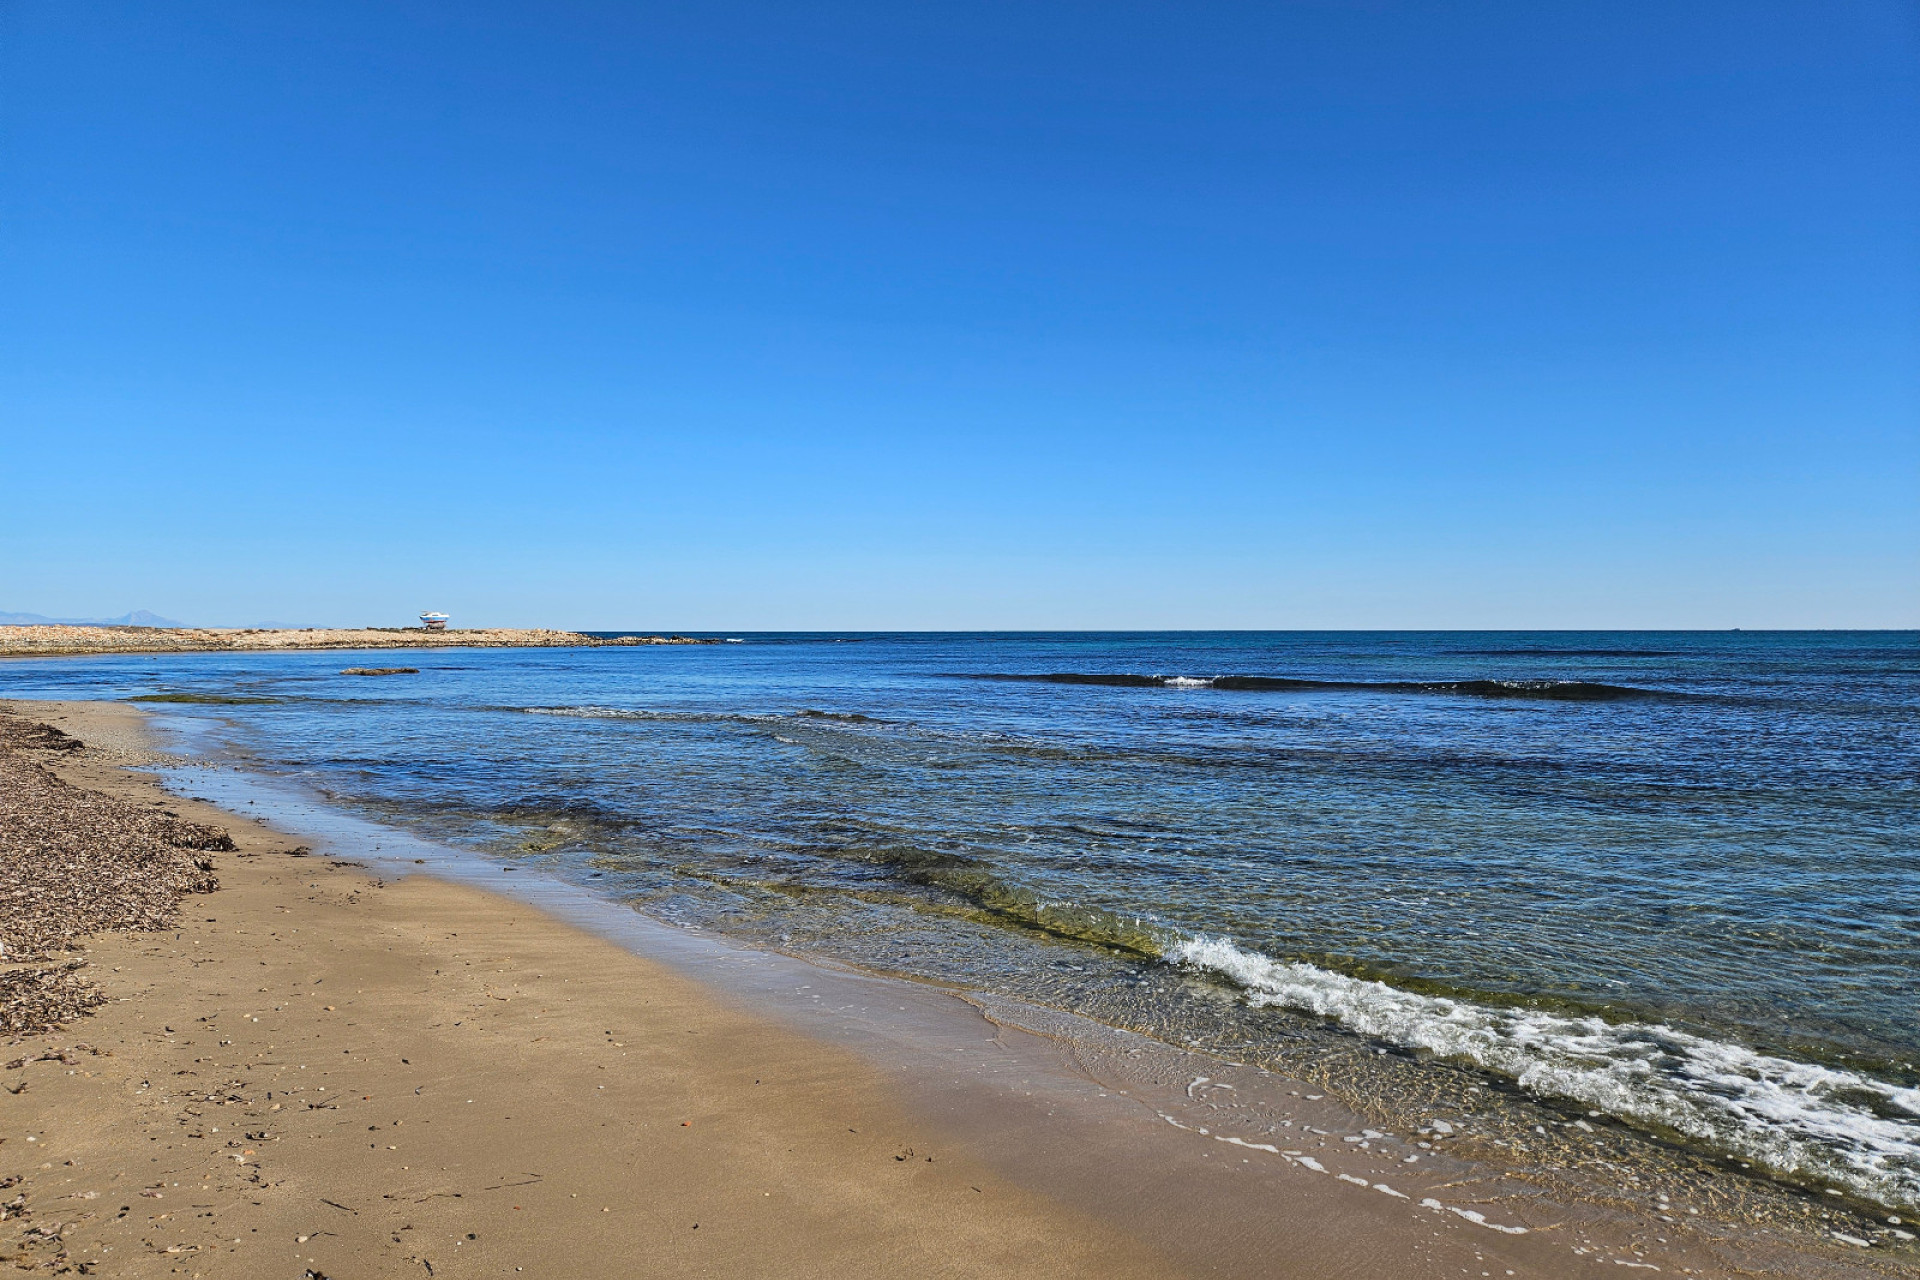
[1216,1135,1281,1154]
[1420,1198,1530,1234]
[1170,935,1920,1212]
[523,705,684,720]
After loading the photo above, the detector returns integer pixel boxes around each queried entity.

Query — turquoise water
[8,631,1917,1213]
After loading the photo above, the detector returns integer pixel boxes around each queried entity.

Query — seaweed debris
[0,714,225,1037]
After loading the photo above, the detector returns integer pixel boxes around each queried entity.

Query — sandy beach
[0,703,1179,1277]
[0,628,712,659]
[0,701,1905,1278]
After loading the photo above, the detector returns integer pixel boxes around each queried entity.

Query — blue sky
[3,1,1914,629]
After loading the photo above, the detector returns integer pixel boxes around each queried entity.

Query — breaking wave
[952,673,1673,701]
[1170,935,1920,1212]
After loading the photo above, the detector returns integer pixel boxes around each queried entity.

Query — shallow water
[7,630,1917,1219]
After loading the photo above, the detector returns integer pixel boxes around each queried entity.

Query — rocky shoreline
[0,625,716,658]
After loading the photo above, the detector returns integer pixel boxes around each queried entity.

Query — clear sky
[3,2,1915,629]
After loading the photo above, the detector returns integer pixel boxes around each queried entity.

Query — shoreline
[1,700,1906,1277]
[0,626,716,659]
[0,702,1173,1277]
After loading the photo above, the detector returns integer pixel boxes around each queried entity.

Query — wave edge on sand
[1170,934,1920,1214]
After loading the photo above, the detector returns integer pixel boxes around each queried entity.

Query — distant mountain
[0,609,188,628]
[104,610,187,627]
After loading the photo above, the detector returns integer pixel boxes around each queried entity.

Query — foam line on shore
[1170,934,1920,1213]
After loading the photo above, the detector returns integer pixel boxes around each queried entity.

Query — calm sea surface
[7,632,1917,1214]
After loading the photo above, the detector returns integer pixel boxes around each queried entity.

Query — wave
[130,692,283,705]
[951,674,1672,702]
[1171,935,1920,1213]
[1445,649,1680,658]
[515,705,780,726]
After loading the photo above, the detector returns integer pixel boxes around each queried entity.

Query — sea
[6,631,1917,1229]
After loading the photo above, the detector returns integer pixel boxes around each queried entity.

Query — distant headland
[0,625,716,657]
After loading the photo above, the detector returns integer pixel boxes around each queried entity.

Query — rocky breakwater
[0,626,717,657]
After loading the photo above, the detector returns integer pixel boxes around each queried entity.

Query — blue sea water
[6,631,1917,1213]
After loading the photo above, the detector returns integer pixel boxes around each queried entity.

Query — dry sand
[0,627,709,658]
[0,702,1905,1279]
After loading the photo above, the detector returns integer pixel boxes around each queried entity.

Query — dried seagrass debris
[4,1044,103,1072]
[0,712,225,1037]
[0,964,107,1038]
[0,721,80,755]
[152,818,235,853]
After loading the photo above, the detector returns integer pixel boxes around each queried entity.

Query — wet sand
[0,701,1906,1278]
